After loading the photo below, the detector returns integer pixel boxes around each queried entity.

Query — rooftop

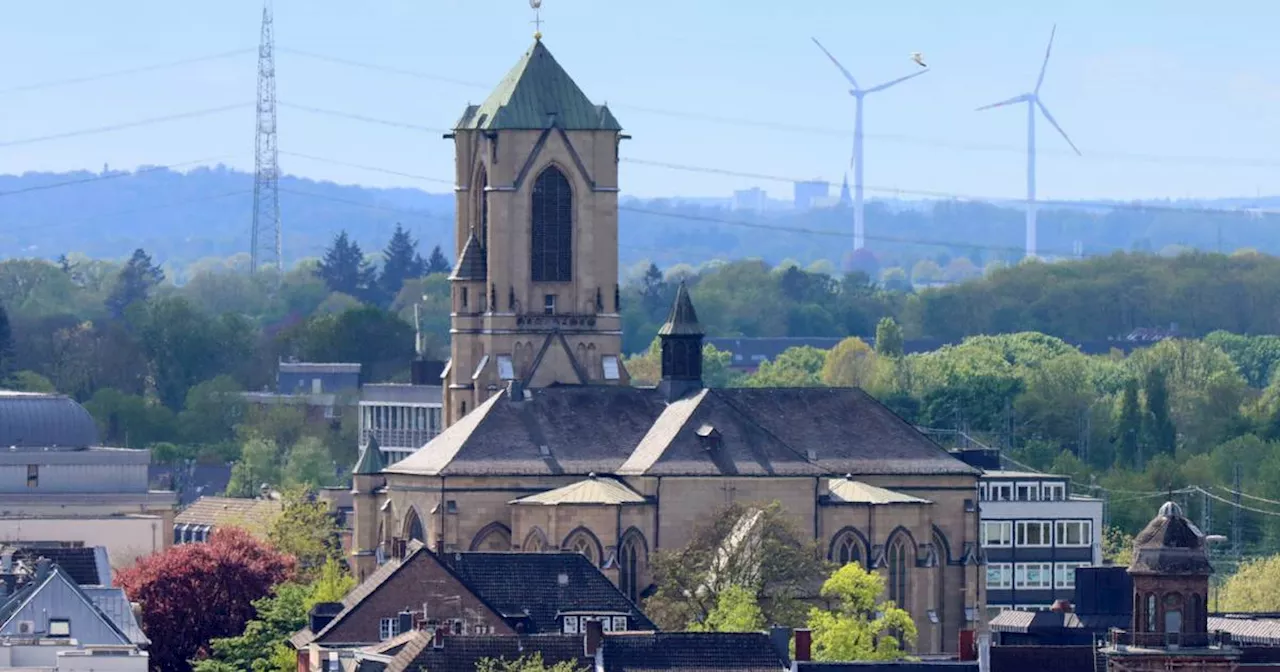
[0,392,99,449]
[1129,500,1213,576]
[600,632,785,672]
[828,477,931,505]
[174,496,282,534]
[510,476,646,506]
[278,362,361,374]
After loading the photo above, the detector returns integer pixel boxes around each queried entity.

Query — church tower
[443,37,628,425]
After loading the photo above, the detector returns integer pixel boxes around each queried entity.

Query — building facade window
[1016,521,1052,547]
[26,465,37,488]
[1042,483,1066,501]
[619,533,646,603]
[48,619,70,637]
[982,521,1013,547]
[1014,563,1053,589]
[531,166,573,282]
[564,529,600,566]
[1015,482,1041,501]
[831,531,863,566]
[1146,593,1157,632]
[563,616,579,634]
[1056,521,1092,547]
[1054,562,1090,589]
[986,563,1012,589]
[887,538,910,607]
[544,294,557,315]
[986,483,1012,501]
[379,617,400,641]
[612,616,628,632]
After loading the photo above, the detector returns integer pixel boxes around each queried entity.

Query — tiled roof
[988,610,1127,633]
[293,544,420,647]
[175,496,282,534]
[796,664,977,672]
[600,632,785,672]
[827,478,931,505]
[1129,501,1213,575]
[0,391,99,449]
[1210,615,1280,646]
[511,476,646,506]
[389,385,975,478]
[440,552,656,633]
[450,228,487,281]
[388,633,587,672]
[657,283,703,337]
[0,567,135,646]
[456,40,622,132]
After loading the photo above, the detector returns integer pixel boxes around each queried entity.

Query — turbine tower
[976,25,1080,259]
[812,38,928,251]
[250,0,282,275]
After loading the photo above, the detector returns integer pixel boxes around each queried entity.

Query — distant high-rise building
[732,187,767,213]
[793,180,830,210]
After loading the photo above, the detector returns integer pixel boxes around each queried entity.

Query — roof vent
[558,573,569,586]
[695,424,721,451]
[538,445,551,457]
[807,449,818,461]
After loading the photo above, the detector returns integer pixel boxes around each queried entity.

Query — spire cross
[530,0,544,40]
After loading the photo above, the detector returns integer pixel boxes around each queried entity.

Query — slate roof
[1129,501,1213,576]
[353,439,386,476]
[0,391,99,449]
[456,40,622,131]
[175,496,282,533]
[450,228,487,281]
[7,545,110,586]
[0,566,136,646]
[987,646,1094,672]
[292,542,422,648]
[795,664,976,672]
[388,633,587,672]
[83,586,150,646]
[600,632,785,672]
[988,609,1128,634]
[389,385,975,478]
[657,283,703,337]
[511,476,646,506]
[827,478,931,505]
[440,552,655,633]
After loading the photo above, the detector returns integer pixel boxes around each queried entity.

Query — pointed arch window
[531,166,572,282]
[619,532,647,603]
[564,528,601,566]
[523,528,548,553]
[404,509,425,543]
[477,165,489,266]
[888,537,910,607]
[830,531,863,567]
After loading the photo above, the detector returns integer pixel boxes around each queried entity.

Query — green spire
[353,437,386,476]
[658,282,703,337]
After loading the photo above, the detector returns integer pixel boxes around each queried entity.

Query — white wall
[981,498,1105,564]
[0,517,166,570]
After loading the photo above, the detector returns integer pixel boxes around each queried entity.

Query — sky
[2,0,1279,202]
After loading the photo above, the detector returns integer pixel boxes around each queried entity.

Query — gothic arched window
[888,537,910,608]
[469,522,512,551]
[619,531,648,603]
[531,166,572,282]
[563,528,601,566]
[523,528,548,553]
[404,508,425,543]
[830,531,863,567]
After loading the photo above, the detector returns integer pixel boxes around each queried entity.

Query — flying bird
[911,52,927,68]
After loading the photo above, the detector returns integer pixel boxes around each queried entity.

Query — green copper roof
[353,437,386,476]
[456,40,622,131]
[658,282,704,337]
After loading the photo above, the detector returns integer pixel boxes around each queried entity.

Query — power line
[279,150,453,184]
[0,103,251,149]
[278,101,448,134]
[0,155,238,198]
[1196,486,1280,519]
[1214,485,1280,508]
[276,47,488,89]
[0,49,254,96]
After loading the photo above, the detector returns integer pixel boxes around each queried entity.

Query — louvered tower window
[531,166,572,282]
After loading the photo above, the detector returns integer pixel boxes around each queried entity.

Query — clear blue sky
[1,0,1278,201]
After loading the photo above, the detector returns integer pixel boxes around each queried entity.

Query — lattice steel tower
[250,1,282,274]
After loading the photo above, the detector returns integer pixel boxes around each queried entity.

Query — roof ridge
[706,388,826,471]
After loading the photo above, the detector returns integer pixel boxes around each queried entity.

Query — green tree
[807,563,915,662]
[378,224,426,306]
[745,346,827,388]
[283,437,335,490]
[4,370,56,393]
[820,337,875,388]
[475,654,586,672]
[685,585,765,632]
[0,303,13,380]
[105,248,165,318]
[424,244,451,275]
[1219,555,1280,612]
[177,376,246,446]
[1102,527,1134,566]
[226,437,282,497]
[874,317,904,358]
[1114,378,1141,468]
[315,231,375,299]
[1142,366,1177,456]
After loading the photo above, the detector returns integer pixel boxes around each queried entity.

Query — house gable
[0,569,130,645]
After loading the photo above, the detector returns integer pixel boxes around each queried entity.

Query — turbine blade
[811,37,860,90]
[863,69,929,94]
[1035,24,1057,93]
[1036,98,1081,155]
[975,94,1026,111]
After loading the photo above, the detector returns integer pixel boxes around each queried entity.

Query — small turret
[658,282,704,401]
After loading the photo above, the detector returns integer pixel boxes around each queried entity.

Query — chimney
[433,625,447,649]
[34,558,51,582]
[397,611,413,637]
[793,629,811,662]
[584,619,604,658]
[769,626,793,666]
[308,602,343,634]
[507,379,524,401]
[1051,599,1073,614]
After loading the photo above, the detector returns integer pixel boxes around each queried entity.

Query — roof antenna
[530,0,544,41]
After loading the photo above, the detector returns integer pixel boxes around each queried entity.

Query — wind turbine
[977,25,1081,259]
[812,37,928,251]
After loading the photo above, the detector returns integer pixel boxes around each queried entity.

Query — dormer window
[695,424,721,450]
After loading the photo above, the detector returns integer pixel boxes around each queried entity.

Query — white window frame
[986,563,1012,589]
[1043,482,1066,501]
[1016,521,1052,548]
[979,483,989,501]
[1056,520,1092,547]
[1015,563,1053,589]
[1013,604,1051,612]
[379,617,400,641]
[988,483,1013,501]
[1016,482,1041,502]
[982,521,1013,547]
[563,616,579,634]
[1055,562,1090,589]
[611,616,628,632]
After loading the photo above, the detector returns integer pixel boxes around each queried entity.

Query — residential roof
[174,496,282,533]
[450,228,487,281]
[83,586,150,646]
[511,476,646,506]
[7,545,110,586]
[1129,500,1213,576]
[387,633,587,672]
[440,552,655,633]
[1210,615,1280,646]
[0,566,136,646]
[455,40,622,131]
[388,385,975,478]
[353,439,386,476]
[149,463,234,506]
[291,543,420,649]
[827,478,931,505]
[795,664,977,672]
[0,391,99,449]
[987,646,1095,672]
[600,632,786,672]
[988,609,1128,634]
[657,282,703,337]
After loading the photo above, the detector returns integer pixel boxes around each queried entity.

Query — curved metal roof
[0,392,99,449]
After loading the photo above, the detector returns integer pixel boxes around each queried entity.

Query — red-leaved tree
[116,527,294,672]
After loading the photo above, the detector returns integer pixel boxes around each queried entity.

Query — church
[348,36,986,654]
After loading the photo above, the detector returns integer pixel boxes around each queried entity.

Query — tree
[106,248,165,318]
[116,527,294,672]
[1102,526,1134,567]
[874,317,904,358]
[1142,366,1177,457]
[177,375,246,446]
[315,231,375,299]
[820,337,875,388]
[686,585,765,632]
[645,501,828,630]
[807,563,915,661]
[745,346,827,388]
[268,488,342,577]
[475,654,586,672]
[1114,378,1142,468]
[283,436,335,490]
[379,224,426,305]
[226,437,282,498]
[0,303,13,380]
[1219,554,1280,612]
[424,244,451,275]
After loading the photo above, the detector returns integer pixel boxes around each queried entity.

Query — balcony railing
[1107,629,1229,650]
[361,428,437,450]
